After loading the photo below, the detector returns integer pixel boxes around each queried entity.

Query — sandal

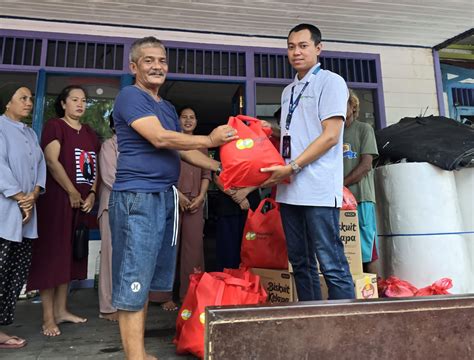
[0,335,27,349]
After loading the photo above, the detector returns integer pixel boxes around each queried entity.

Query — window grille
[254,53,377,83]
[0,36,42,66]
[452,87,474,107]
[166,47,246,76]
[46,40,124,70]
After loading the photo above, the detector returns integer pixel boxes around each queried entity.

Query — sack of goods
[415,278,453,296]
[174,268,267,358]
[219,115,285,190]
[378,276,418,297]
[378,276,453,297]
[240,198,289,270]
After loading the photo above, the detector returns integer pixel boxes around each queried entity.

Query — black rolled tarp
[375,116,474,170]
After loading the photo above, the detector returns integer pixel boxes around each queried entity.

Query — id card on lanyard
[282,64,321,159]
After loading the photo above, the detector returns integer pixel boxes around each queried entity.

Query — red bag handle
[255,197,280,215]
[215,281,226,306]
[230,115,269,139]
[209,272,251,288]
[235,114,261,124]
[213,275,252,306]
[223,277,251,288]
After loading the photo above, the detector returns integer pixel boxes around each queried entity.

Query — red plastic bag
[240,198,288,270]
[342,186,358,210]
[223,268,268,303]
[219,115,285,190]
[174,270,267,358]
[415,278,453,296]
[174,272,203,342]
[378,276,418,297]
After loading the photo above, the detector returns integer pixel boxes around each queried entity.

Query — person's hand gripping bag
[219,115,285,190]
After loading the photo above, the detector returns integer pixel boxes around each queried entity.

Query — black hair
[54,85,87,117]
[288,23,322,45]
[178,106,197,118]
[273,107,281,120]
[108,111,115,130]
[0,83,26,113]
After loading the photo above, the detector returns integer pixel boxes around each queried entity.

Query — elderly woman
[0,84,46,349]
[27,85,100,337]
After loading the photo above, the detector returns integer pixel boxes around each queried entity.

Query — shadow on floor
[1,288,196,359]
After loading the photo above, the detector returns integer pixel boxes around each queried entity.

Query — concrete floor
[0,289,196,359]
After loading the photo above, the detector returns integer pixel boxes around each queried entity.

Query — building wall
[328,43,439,125]
[2,18,440,126]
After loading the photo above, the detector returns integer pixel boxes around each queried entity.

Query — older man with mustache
[110,36,237,360]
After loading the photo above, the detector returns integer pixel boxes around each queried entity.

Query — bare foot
[54,311,87,324]
[160,301,178,311]
[99,312,118,322]
[42,321,61,337]
[146,353,158,360]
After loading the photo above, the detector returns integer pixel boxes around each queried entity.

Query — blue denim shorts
[109,189,179,311]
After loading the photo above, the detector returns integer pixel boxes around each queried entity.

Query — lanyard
[285,64,321,131]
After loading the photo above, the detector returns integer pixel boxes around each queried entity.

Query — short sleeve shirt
[276,63,349,207]
[343,120,378,203]
[113,86,181,192]
[177,148,212,198]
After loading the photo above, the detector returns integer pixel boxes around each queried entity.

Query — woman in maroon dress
[28,85,100,336]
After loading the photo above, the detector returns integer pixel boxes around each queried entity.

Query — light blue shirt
[0,115,46,242]
[276,63,349,207]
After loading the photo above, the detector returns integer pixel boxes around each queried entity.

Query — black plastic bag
[376,116,474,170]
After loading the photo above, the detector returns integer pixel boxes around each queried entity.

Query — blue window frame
[0,30,387,132]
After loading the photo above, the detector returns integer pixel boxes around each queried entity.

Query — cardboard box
[251,268,297,303]
[339,210,363,275]
[353,273,379,299]
[319,273,378,300]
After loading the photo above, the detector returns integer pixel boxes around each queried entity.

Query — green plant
[43,96,113,141]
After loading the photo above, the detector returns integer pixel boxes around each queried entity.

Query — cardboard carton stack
[250,209,378,303]
[319,210,378,300]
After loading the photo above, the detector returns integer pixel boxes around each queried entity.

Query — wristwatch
[289,160,302,174]
[215,163,223,176]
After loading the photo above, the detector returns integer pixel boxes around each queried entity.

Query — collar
[1,114,26,129]
[133,84,162,103]
[294,63,321,84]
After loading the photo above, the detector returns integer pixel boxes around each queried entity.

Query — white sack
[374,162,470,294]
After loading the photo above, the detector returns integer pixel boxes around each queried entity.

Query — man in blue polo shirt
[262,24,354,301]
[110,36,237,360]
